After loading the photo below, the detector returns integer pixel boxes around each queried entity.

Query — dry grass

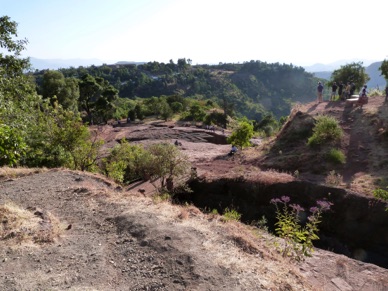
[113,193,312,289]
[0,166,48,180]
[0,202,62,244]
[251,168,295,185]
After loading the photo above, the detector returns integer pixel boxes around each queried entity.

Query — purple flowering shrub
[270,196,332,261]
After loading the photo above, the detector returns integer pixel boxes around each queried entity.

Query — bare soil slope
[1,97,388,290]
[1,170,387,291]
[0,170,310,290]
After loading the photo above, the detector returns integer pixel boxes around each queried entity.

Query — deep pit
[175,178,388,269]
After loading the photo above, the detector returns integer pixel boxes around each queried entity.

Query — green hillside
[33,59,321,120]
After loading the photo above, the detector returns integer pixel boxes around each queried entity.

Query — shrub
[327,148,346,164]
[325,170,343,186]
[0,124,27,166]
[227,120,254,149]
[307,115,343,147]
[103,140,150,183]
[146,143,191,193]
[223,207,242,222]
[373,187,388,211]
[270,196,332,261]
[368,88,382,97]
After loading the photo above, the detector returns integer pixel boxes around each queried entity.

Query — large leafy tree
[79,74,118,123]
[1,16,102,169]
[41,70,79,112]
[0,16,29,78]
[147,143,190,192]
[379,60,388,83]
[329,62,370,91]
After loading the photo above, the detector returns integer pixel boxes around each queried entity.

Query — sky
[2,0,387,67]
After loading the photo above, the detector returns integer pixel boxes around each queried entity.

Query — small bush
[373,187,388,211]
[327,148,346,164]
[325,170,343,186]
[211,209,219,215]
[307,115,343,147]
[223,207,242,222]
[270,196,333,261]
[368,88,382,97]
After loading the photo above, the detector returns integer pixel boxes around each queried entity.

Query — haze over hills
[310,61,386,89]
[303,59,378,73]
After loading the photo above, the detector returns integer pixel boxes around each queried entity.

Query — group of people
[317,81,360,102]
[317,81,370,108]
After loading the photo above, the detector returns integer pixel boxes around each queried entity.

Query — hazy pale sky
[2,0,387,66]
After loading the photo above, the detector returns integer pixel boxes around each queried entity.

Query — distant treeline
[32,59,321,120]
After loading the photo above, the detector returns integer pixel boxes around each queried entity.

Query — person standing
[350,81,356,97]
[317,81,324,103]
[331,82,338,101]
[345,82,351,99]
[338,81,344,100]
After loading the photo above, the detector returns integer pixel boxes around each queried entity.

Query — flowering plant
[270,196,332,261]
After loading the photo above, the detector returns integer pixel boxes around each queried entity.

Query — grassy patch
[307,115,343,147]
[0,166,48,180]
[327,148,346,164]
[0,202,61,244]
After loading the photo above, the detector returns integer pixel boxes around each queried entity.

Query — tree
[330,62,370,91]
[78,74,102,122]
[189,103,206,122]
[227,120,254,149]
[147,143,190,192]
[0,16,29,78]
[379,59,388,83]
[102,140,150,183]
[41,70,79,112]
[78,74,118,123]
[0,124,27,166]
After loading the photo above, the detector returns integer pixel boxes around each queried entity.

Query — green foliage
[222,207,241,222]
[0,124,27,166]
[251,215,268,231]
[78,74,118,123]
[0,16,29,78]
[204,110,227,128]
[373,187,388,211]
[103,140,151,183]
[23,100,103,170]
[170,101,183,113]
[48,59,321,120]
[379,59,388,82]
[330,62,370,92]
[146,143,191,192]
[271,196,332,261]
[253,114,280,137]
[189,103,206,122]
[327,148,346,164]
[135,103,145,120]
[307,115,343,147]
[211,209,219,215]
[227,120,254,149]
[41,70,79,112]
[159,99,173,120]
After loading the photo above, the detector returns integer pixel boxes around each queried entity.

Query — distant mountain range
[28,57,144,70]
[308,61,386,89]
[28,57,386,89]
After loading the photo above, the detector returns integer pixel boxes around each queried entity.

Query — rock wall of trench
[176,178,388,268]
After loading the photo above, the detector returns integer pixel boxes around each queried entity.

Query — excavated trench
[175,178,388,269]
